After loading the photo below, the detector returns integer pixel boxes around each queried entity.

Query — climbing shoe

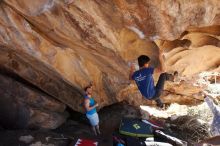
[167,71,178,82]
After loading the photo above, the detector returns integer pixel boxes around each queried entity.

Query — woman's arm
[84,99,98,111]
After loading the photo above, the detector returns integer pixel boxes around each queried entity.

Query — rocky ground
[0,101,216,146]
[0,102,141,146]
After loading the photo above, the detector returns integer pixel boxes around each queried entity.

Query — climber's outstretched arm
[129,63,135,80]
[152,49,166,74]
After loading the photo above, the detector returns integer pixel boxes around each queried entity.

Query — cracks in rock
[0,65,55,100]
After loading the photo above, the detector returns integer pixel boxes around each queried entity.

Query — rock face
[0,0,220,122]
[157,26,220,75]
[0,72,67,129]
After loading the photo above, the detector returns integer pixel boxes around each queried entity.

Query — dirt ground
[0,102,141,146]
[0,102,210,146]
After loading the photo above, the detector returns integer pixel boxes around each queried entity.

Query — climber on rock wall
[84,83,101,136]
[129,55,177,108]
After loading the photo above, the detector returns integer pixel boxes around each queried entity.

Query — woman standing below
[84,84,101,135]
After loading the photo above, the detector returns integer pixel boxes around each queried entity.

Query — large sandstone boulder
[0,0,219,119]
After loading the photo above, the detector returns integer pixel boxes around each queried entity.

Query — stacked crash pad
[118,117,187,146]
[119,118,153,137]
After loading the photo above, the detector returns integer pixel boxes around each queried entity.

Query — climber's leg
[152,72,174,108]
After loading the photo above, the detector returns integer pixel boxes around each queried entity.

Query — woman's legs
[95,125,101,135]
[92,126,97,135]
[87,112,100,135]
[91,125,100,135]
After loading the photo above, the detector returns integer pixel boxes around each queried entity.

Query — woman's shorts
[86,112,99,126]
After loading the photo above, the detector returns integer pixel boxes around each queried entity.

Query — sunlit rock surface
[0,0,219,120]
[159,26,220,75]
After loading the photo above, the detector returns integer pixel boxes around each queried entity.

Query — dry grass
[166,115,211,145]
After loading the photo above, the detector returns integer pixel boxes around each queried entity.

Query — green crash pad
[119,117,153,137]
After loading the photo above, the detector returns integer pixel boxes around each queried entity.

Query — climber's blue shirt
[132,67,155,99]
[84,95,97,115]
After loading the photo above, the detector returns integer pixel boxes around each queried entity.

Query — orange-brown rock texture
[0,0,220,128]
